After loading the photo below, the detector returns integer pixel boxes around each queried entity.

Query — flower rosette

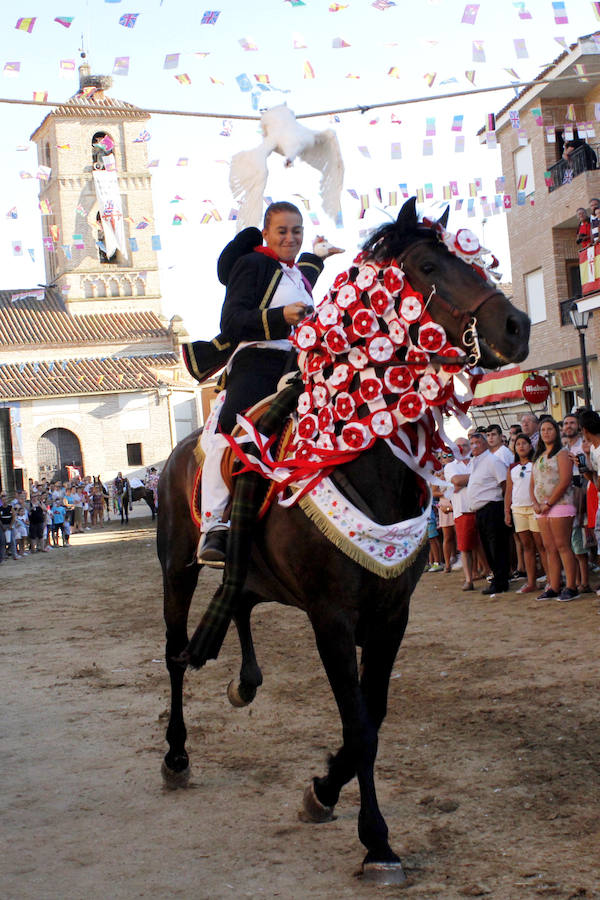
[341,422,372,451]
[295,440,317,461]
[368,409,395,438]
[455,228,480,255]
[355,264,378,291]
[297,413,318,441]
[323,325,350,356]
[352,308,379,339]
[417,322,446,354]
[367,334,395,364]
[359,376,384,404]
[334,391,356,421]
[332,270,349,290]
[348,346,369,371]
[384,365,413,393]
[397,391,427,423]
[400,294,423,324]
[405,346,429,374]
[318,406,335,433]
[418,373,442,404]
[439,345,466,374]
[316,433,336,451]
[295,322,318,351]
[335,283,361,312]
[383,265,404,294]
[312,383,330,408]
[297,391,312,416]
[387,318,406,346]
[353,251,369,267]
[326,363,353,393]
[302,347,333,376]
[369,288,393,317]
[316,302,341,334]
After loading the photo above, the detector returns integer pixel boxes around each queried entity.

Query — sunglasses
[519,465,528,478]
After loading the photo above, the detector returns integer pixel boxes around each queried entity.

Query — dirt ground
[2,513,600,900]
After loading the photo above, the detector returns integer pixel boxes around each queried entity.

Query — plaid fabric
[186,379,303,667]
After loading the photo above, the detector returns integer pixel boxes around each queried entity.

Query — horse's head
[362,198,530,369]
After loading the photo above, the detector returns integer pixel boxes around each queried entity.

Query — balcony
[548,143,599,192]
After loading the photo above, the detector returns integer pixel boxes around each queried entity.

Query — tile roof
[0,353,179,401]
[0,289,169,347]
[30,88,149,139]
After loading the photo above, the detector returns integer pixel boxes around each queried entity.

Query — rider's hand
[283,303,311,325]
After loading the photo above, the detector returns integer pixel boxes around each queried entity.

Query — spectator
[465,432,511,595]
[92,484,104,527]
[504,434,547,594]
[434,455,457,573]
[562,413,590,590]
[51,498,68,547]
[576,207,592,249]
[485,424,514,466]
[145,467,160,511]
[531,418,579,601]
[520,412,540,449]
[0,492,17,562]
[426,500,444,572]
[28,499,46,553]
[71,485,84,533]
[590,199,600,244]
[445,438,476,589]
[13,505,29,557]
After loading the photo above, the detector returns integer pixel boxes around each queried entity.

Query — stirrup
[197,526,228,568]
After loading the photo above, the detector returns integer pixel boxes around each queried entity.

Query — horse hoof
[161,759,191,790]
[361,861,406,885]
[298,781,336,823]
[226,680,255,707]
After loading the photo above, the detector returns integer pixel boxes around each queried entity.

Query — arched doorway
[37,428,83,482]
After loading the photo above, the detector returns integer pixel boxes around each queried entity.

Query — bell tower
[30,57,162,315]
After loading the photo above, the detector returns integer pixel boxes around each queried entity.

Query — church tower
[30,58,162,315]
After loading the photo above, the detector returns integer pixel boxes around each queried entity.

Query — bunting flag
[113,57,130,75]
[175,73,192,84]
[472,40,485,62]
[465,70,476,84]
[399,183,409,197]
[255,73,270,84]
[62,245,72,260]
[15,17,36,32]
[28,248,35,261]
[486,131,497,148]
[461,4,479,24]
[455,198,464,210]
[72,235,85,249]
[424,183,433,199]
[6,207,18,219]
[425,117,436,135]
[509,110,520,128]
[451,115,463,132]
[486,113,496,131]
[543,170,553,187]
[33,91,48,103]
[19,171,33,179]
[388,191,398,206]
[505,67,520,79]
[239,37,258,51]
[574,63,588,81]
[151,235,162,250]
[3,62,20,77]
[443,185,451,200]
[329,2,349,7]
[391,113,402,124]
[531,107,543,125]
[164,53,180,69]
[423,139,433,156]
[119,13,139,28]
[517,191,526,206]
[424,72,436,87]
[495,176,506,192]
[236,72,252,91]
[513,1,531,17]
[455,135,465,152]
[388,67,400,78]
[176,157,188,166]
[552,1,568,24]
[372,0,396,8]
[416,187,424,203]
[133,129,151,142]
[593,1,600,21]
[360,194,370,211]
[514,38,528,58]
[209,76,224,84]
[172,214,184,225]
[332,36,351,48]
[59,60,76,77]
[39,199,53,215]
[200,211,213,224]
[517,174,528,191]
[11,240,23,255]
[55,16,74,27]
[201,10,220,23]
[566,103,576,121]
[303,60,315,79]
[374,187,382,203]
[228,208,238,220]
[36,166,51,181]
[308,211,320,225]
[358,146,371,157]
[391,142,402,159]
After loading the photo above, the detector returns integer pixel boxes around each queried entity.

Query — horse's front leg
[227,593,263,707]
[308,610,404,882]
[161,565,199,788]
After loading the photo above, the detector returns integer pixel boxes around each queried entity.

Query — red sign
[522,373,550,404]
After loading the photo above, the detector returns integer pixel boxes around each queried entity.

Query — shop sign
[522,372,550,404]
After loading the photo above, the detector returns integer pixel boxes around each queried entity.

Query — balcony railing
[548,143,599,192]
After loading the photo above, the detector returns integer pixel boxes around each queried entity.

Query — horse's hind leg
[161,566,199,788]
[308,610,404,880]
[227,593,263,707]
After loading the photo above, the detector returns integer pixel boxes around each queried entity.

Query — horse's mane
[361,220,439,264]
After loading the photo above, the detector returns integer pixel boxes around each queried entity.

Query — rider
[193,200,342,566]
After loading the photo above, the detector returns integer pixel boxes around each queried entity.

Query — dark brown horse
[157,199,530,884]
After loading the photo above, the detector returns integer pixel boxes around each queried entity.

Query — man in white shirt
[520,412,540,450]
[485,424,514,467]
[464,432,511,595]
[445,438,476,590]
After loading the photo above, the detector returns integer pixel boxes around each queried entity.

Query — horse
[129,485,157,519]
[157,198,530,884]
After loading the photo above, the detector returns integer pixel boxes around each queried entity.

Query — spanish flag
[303,60,315,79]
[16,17,36,33]
[33,91,48,103]
[175,73,191,85]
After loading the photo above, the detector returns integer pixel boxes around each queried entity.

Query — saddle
[190,395,295,527]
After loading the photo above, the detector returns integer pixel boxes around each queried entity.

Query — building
[0,62,200,492]
[473,31,600,424]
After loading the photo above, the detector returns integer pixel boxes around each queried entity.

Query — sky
[1,0,600,340]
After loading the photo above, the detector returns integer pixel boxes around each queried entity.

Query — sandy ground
[2,512,600,900]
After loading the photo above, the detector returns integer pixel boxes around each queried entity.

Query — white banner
[93,168,128,260]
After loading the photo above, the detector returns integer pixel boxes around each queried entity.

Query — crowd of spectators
[575,197,600,249]
[426,410,600,606]
[0,468,160,563]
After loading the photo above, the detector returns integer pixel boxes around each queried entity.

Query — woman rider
[194,201,342,565]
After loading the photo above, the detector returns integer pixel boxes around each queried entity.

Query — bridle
[397,236,500,368]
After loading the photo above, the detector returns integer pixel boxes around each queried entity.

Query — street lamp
[569,305,592,408]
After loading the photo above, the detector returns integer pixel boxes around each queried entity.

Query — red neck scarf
[254,245,295,267]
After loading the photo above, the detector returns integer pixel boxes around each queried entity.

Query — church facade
[0,64,200,492]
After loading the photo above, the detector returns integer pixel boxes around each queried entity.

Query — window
[525,268,546,324]
[91,131,115,171]
[109,278,120,297]
[514,142,535,197]
[126,442,143,466]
